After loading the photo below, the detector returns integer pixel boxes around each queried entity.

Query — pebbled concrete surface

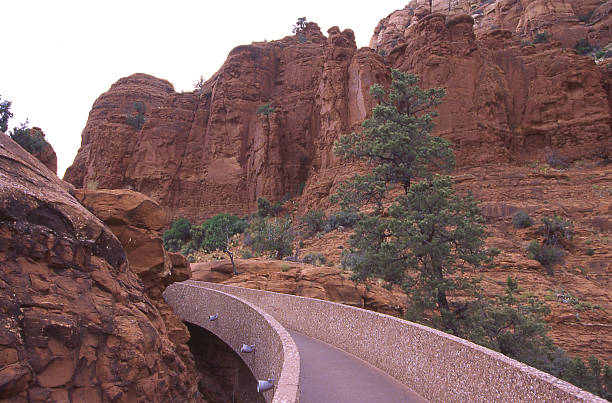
[290,330,426,403]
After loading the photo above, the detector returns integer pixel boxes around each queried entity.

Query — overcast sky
[2,1,405,177]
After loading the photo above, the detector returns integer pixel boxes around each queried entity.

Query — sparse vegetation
[533,31,550,44]
[257,197,283,217]
[545,149,569,169]
[302,252,326,266]
[301,209,326,236]
[126,101,146,129]
[194,75,205,90]
[86,180,99,190]
[256,103,275,116]
[250,217,294,259]
[527,240,564,273]
[512,211,533,228]
[586,248,595,256]
[163,217,192,252]
[0,95,13,132]
[575,39,594,55]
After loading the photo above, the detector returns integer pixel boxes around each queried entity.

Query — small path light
[209,314,218,321]
[240,344,255,353]
[257,378,274,393]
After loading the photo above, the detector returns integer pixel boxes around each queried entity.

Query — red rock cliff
[65,15,612,222]
[0,133,202,401]
[64,23,385,222]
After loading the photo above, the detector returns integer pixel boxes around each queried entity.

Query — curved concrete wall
[163,284,300,403]
[188,280,604,403]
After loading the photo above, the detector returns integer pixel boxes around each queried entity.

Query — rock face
[0,135,202,401]
[64,23,386,222]
[387,14,611,166]
[371,0,612,48]
[191,258,407,316]
[30,128,57,175]
[65,14,612,222]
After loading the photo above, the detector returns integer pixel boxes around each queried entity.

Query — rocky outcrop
[386,13,611,166]
[0,135,202,400]
[64,24,385,223]
[29,128,57,174]
[372,1,612,48]
[73,189,193,352]
[191,258,407,316]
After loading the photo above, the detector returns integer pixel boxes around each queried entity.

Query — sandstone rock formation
[191,258,407,317]
[64,23,386,223]
[0,135,202,400]
[65,14,612,223]
[30,128,57,174]
[372,0,612,48]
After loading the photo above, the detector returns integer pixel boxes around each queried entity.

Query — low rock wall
[163,284,300,403]
[191,281,604,403]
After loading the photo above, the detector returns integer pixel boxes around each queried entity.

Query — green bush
[586,248,595,256]
[250,217,294,259]
[0,94,13,133]
[302,252,326,266]
[575,39,594,55]
[512,211,533,228]
[126,101,146,129]
[533,31,550,44]
[541,216,573,247]
[256,103,274,116]
[257,197,283,217]
[527,240,564,273]
[189,213,247,252]
[326,210,360,231]
[9,123,48,154]
[163,218,192,251]
[301,210,326,236]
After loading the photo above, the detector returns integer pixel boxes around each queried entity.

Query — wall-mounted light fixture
[240,344,255,353]
[257,378,274,393]
[209,314,218,321]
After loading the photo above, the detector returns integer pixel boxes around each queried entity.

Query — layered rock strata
[0,135,202,401]
[65,16,611,222]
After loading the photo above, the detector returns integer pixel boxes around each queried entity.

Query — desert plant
[189,213,248,275]
[302,252,326,266]
[163,217,192,252]
[257,197,283,217]
[0,94,13,133]
[301,209,326,236]
[533,31,550,44]
[541,216,573,247]
[545,149,569,169]
[512,211,534,228]
[256,103,275,116]
[9,122,48,154]
[86,180,98,190]
[527,240,564,273]
[194,75,205,90]
[575,39,594,55]
[126,101,146,129]
[586,248,595,256]
[326,210,360,230]
[250,217,294,259]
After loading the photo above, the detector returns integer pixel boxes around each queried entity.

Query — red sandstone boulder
[0,135,202,401]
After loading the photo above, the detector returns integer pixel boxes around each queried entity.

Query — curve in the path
[289,330,425,403]
[164,281,605,403]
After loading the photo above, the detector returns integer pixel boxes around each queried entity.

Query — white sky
[2,1,405,177]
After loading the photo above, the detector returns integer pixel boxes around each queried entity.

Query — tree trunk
[225,249,237,275]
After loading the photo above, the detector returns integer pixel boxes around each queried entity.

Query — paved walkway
[289,330,426,403]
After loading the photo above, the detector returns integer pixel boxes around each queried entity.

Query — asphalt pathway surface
[289,330,427,403]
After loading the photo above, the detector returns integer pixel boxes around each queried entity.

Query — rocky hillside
[64,10,611,223]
